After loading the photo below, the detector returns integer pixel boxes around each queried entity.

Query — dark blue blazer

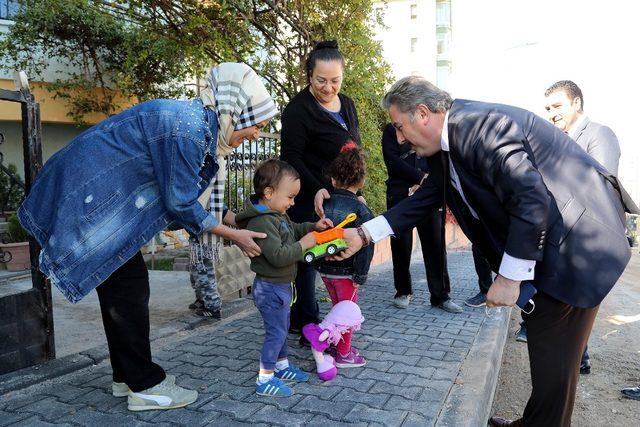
[383,99,637,308]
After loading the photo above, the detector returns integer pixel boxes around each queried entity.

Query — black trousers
[96,252,166,392]
[387,189,450,305]
[516,292,599,427]
[472,244,494,294]
[288,198,320,330]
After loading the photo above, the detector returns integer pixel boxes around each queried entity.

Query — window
[437,32,450,55]
[436,1,451,26]
[0,0,20,20]
[410,38,418,53]
[410,4,417,19]
[437,64,451,89]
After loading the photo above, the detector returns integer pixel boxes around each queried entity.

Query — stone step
[0,269,31,287]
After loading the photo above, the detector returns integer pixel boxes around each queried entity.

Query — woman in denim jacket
[17,63,277,411]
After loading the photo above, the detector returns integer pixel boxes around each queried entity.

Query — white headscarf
[194,63,277,265]
[200,62,278,157]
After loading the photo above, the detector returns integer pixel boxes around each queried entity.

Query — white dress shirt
[363,112,536,281]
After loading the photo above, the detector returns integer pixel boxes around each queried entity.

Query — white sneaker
[393,294,412,309]
[112,374,175,397]
[127,377,197,411]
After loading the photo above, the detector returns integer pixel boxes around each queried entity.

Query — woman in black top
[280,40,362,332]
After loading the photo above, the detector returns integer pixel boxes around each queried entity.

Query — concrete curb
[435,307,511,427]
[0,297,254,396]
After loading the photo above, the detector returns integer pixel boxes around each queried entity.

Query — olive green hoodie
[236,201,315,283]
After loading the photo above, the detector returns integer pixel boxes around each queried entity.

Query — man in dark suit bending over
[335,76,637,426]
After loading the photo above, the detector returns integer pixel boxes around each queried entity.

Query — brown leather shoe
[488,416,515,426]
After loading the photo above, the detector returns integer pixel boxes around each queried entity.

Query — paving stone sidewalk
[0,251,499,426]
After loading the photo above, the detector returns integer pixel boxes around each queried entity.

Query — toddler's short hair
[253,159,300,198]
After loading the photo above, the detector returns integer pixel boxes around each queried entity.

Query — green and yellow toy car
[303,213,356,263]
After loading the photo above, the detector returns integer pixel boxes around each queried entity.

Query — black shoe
[189,299,204,310]
[488,416,517,426]
[580,360,591,375]
[194,307,221,319]
[621,386,640,400]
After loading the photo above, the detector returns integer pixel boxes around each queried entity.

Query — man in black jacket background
[381,123,467,312]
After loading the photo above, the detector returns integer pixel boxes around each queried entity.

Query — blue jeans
[253,277,291,370]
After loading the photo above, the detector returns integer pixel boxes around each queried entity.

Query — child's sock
[311,348,325,365]
[275,359,289,371]
[257,372,274,385]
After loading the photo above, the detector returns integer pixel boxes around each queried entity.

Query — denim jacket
[18,99,220,303]
[315,189,375,285]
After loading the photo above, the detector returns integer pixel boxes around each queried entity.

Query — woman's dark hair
[305,40,345,81]
[329,142,366,189]
[253,159,300,198]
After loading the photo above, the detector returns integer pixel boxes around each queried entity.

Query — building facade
[373,0,452,90]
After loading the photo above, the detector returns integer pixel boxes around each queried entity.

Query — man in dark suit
[381,123,464,313]
[336,76,637,426]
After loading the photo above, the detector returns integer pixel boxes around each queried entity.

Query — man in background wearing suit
[335,76,637,426]
[381,123,464,313]
[544,79,621,174]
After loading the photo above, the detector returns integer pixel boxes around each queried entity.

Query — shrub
[7,213,29,243]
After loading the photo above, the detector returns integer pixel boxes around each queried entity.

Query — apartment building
[373,0,452,90]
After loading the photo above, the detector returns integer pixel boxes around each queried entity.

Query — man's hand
[315,217,333,231]
[357,195,367,206]
[486,275,521,307]
[231,229,266,258]
[329,227,363,261]
[299,232,317,250]
[314,188,331,217]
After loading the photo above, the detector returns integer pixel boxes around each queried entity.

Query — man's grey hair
[381,76,453,116]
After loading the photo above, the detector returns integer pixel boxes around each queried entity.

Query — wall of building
[0,121,88,179]
[373,0,438,82]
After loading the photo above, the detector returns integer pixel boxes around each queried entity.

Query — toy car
[303,213,357,263]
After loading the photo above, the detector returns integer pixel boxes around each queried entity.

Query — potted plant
[0,213,31,271]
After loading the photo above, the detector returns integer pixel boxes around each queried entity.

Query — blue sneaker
[255,377,293,397]
[275,364,309,383]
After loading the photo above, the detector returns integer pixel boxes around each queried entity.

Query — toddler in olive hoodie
[236,159,332,397]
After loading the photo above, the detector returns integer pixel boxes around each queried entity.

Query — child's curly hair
[329,141,366,188]
[253,159,300,198]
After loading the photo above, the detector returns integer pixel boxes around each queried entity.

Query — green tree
[0,0,392,212]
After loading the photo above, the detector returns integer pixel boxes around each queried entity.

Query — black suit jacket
[383,99,638,308]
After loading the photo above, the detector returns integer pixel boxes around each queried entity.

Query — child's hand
[299,232,317,250]
[315,218,333,231]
